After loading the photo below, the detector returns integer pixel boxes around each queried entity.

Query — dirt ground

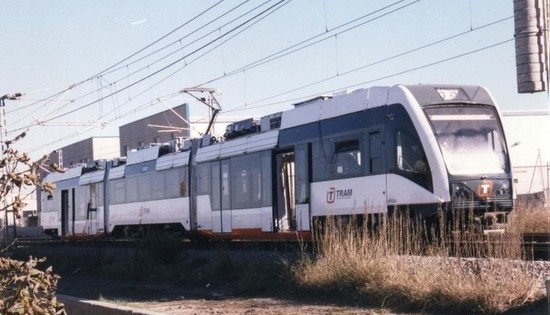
[58,275,392,315]
[58,273,548,315]
[124,297,389,315]
[59,274,549,315]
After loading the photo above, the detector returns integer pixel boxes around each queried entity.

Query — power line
[7,1,252,117]
[195,0,419,87]
[74,0,274,104]
[224,38,515,114]
[10,1,225,114]
[101,0,258,77]
[10,0,288,134]
[66,0,293,137]
[11,0,403,134]
[242,16,513,107]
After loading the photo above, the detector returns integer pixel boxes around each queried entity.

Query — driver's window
[396,131,427,174]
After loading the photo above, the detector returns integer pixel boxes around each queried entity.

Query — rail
[522,232,550,261]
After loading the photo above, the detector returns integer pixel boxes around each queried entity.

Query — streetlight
[1,93,22,246]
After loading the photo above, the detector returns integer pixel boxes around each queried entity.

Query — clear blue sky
[1,0,548,159]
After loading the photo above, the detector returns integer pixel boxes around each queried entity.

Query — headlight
[497,180,511,195]
[452,183,473,199]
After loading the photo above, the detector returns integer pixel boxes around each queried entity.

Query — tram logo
[476,181,493,198]
[326,187,353,203]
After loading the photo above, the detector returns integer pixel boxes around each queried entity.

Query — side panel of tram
[106,148,192,236]
[277,86,447,224]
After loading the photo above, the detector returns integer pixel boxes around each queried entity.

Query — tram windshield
[425,106,508,175]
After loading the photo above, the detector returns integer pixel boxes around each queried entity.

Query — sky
[1,0,548,160]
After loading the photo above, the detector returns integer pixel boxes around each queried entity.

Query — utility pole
[1,93,22,246]
[514,0,549,93]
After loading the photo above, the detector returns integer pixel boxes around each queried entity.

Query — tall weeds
[507,203,550,234]
[292,208,542,314]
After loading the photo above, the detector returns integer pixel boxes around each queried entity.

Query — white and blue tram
[40,84,513,239]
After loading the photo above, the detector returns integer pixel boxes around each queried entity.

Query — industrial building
[49,137,120,168]
[119,104,190,156]
[502,110,550,205]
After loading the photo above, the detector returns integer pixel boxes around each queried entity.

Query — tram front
[422,88,514,229]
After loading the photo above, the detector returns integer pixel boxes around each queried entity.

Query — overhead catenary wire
[10,0,399,133]
[25,91,214,155]
[18,0,409,120]
[46,0,293,142]
[25,36,513,154]
[10,0,406,131]
[224,38,515,114]
[96,0,274,93]
[10,1,225,114]
[7,0,263,117]
[10,0,288,134]
[195,0,419,87]
[100,0,258,77]
[238,15,513,108]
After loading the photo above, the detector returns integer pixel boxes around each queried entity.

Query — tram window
[76,187,88,220]
[369,131,382,174]
[151,171,165,199]
[260,152,273,206]
[196,163,210,195]
[113,180,125,204]
[295,143,309,204]
[396,131,427,174]
[211,161,221,211]
[221,161,230,210]
[334,139,361,176]
[138,173,153,201]
[312,136,363,181]
[126,176,138,203]
[231,153,263,209]
[180,167,188,197]
[164,170,180,198]
[97,183,104,207]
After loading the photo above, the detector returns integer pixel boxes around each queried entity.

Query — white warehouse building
[502,110,550,205]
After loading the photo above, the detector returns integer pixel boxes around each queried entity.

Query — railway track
[8,232,550,261]
[10,236,308,253]
[522,232,550,261]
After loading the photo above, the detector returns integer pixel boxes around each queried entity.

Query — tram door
[60,190,69,236]
[275,151,295,231]
[294,143,311,231]
[211,160,232,233]
[275,144,311,231]
[220,160,231,233]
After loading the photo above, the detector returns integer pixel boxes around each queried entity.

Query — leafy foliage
[0,131,65,314]
[0,256,65,314]
[0,146,55,219]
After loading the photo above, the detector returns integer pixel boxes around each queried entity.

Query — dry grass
[506,203,550,234]
[291,209,543,314]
